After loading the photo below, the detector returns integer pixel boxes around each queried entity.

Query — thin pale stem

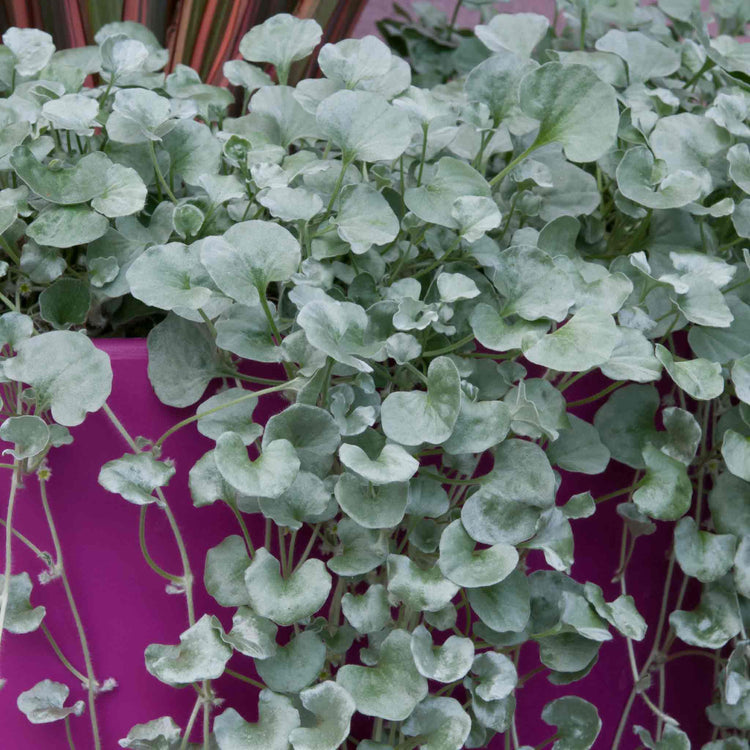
[139,506,182,582]
[489,145,538,187]
[153,381,296,450]
[65,716,76,750]
[0,517,47,559]
[226,500,254,556]
[39,477,101,750]
[294,524,321,572]
[41,623,88,684]
[225,668,265,689]
[180,695,203,750]
[0,462,20,661]
[160,492,195,626]
[148,140,178,203]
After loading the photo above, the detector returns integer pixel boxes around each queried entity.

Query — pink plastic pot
[0,339,714,748]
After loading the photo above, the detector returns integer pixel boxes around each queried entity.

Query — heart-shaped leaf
[118,716,181,749]
[405,157,491,230]
[204,536,252,607]
[336,629,428,720]
[213,694,300,750]
[669,578,742,649]
[98,453,176,506]
[541,696,601,750]
[17,680,85,724]
[476,13,549,58]
[334,184,399,254]
[341,584,391,634]
[0,415,49,460]
[127,242,212,312]
[524,308,618,371]
[201,220,301,305]
[722,429,750,482]
[3,331,112,426]
[442,397,510,455]
[381,357,461,446]
[438,519,518,588]
[145,615,232,685]
[471,652,518,701]
[255,630,325,694]
[674,517,737,583]
[655,344,724,401]
[147,313,222,408]
[244,548,331,626]
[547,415,610,475]
[467,569,531,633]
[239,14,322,81]
[410,624,474,682]
[401,696,472,750]
[387,554,459,612]
[519,63,619,163]
[583,583,646,641]
[0,572,45,633]
[289,682,356,750]
[633,444,692,521]
[594,384,660,469]
[317,90,413,163]
[338,442,418,485]
[215,433,299,500]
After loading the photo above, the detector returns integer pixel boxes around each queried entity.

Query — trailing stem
[39,474,102,750]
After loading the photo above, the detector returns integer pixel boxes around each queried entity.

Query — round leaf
[519,63,619,163]
[4,331,112,426]
[200,220,301,304]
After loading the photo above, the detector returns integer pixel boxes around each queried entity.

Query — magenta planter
[0,339,714,748]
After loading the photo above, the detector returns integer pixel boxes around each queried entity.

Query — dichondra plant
[0,2,748,749]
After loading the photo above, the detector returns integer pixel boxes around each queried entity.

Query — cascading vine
[0,3,748,749]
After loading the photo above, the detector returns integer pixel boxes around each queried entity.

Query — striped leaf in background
[0,0,366,83]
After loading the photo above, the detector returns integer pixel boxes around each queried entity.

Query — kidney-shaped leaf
[401,696,472,750]
[404,157,491,229]
[317,90,413,163]
[255,630,325,694]
[669,579,742,649]
[520,63,619,163]
[239,14,321,79]
[244,548,331,626]
[4,331,112,426]
[387,554,459,612]
[542,696,601,750]
[201,221,301,305]
[289,682,356,750]
[98,453,176,506]
[410,624,474,682]
[0,572,45,634]
[17,680,85,724]
[214,694,300,750]
[381,356,461,446]
[438,519,518,588]
[523,308,617,371]
[338,442,418,485]
[674,517,737,583]
[336,629,428,721]
[0,415,49,460]
[633,444,691,521]
[215,433,299,499]
[144,614,232,685]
